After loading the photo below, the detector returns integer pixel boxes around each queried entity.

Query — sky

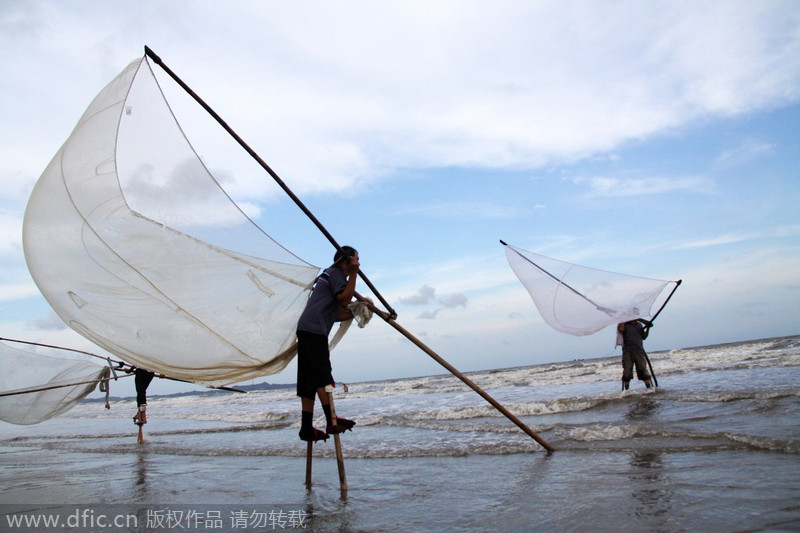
[1,0,799,399]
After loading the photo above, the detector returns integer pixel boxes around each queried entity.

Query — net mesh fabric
[0,342,109,425]
[504,244,674,336]
[22,56,319,387]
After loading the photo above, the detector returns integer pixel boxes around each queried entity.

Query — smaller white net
[0,342,109,425]
[504,243,676,336]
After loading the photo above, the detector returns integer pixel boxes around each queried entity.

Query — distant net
[504,243,676,336]
[23,55,320,387]
[0,342,109,425]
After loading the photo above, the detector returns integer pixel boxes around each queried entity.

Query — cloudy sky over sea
[1,1,798,395]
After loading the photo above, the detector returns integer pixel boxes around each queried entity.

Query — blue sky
[1,1,799,397]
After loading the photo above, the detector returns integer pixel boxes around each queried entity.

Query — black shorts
[296,331,334,400]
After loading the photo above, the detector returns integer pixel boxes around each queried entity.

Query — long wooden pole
[144,47,552,452]
[143,46,397,319]
[358,293,554,452]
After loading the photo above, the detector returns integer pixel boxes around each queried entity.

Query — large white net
[0,342,109,425]
[22,56,320,387]
[504,243,676,336]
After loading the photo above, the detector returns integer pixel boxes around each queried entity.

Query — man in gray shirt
[296,246,360,442]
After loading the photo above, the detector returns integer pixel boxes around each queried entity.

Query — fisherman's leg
[298,393,328,442]
[137,371,155,403]
[621,350,634,390]
[296,370,328,442]
[296,334,329,442]
[300,395,315,433]
[318,386,356,434]
[632,350,652,387]
[133,369,154,425]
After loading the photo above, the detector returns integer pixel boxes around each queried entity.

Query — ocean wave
[675,389,799,404]
[721,432,800,454]
[557,424,800,454]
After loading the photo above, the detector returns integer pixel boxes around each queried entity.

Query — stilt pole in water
[326,385,348,493]
[305,442,313,487]
[134,405,146,444]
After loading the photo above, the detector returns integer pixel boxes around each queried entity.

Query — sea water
[1,336,799,532]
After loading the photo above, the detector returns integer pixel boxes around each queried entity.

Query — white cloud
[4,2,799,200]
[439,293,468,309]
[399,285,436,306]
[571,175,715,198]
[417,309,440,320]
[715,138,775,166]
[30,311,67,331]
[674,225,800,250]
[392,202,524,220]
[0,213,23,257]
[0,282,41,303]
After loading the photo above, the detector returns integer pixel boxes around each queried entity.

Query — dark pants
[622,348,651,382]
[296,331,334,400]
[135,369,155,406]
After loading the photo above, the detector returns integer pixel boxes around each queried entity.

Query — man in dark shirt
[618,319,652,390]
[295,246,359,442]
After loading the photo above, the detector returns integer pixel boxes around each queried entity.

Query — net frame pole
[649,279,682,325]
[0,337,245,393]
[142,46,397,319]
[644,353,658,388]
[143,47,552,452]
[642,279,681,388]
[0,374,127,398]
[500,241,615,315]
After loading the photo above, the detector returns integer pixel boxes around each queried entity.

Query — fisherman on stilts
[296,246,359,442]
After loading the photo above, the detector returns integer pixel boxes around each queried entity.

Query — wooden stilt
[135,405,145,444]
[325,385,347,493]
[305,441,313,487]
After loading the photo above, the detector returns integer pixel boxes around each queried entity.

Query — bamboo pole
[325,385,347,492]
[143,46,397,319]
[358,293,554,452]
[303,388,348,491]
[0,375,125,398]
[501,240,615,315]
[305,442,313,488]
[0,337,246,393]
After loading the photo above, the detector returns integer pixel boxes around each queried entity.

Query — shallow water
[1,336,799,532]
